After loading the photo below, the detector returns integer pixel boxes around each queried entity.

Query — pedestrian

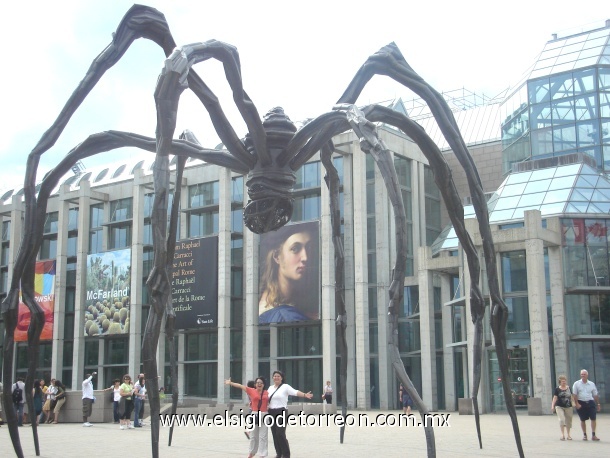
[43,379,57,424]
[322,380,333,404]
[133,374,146,427]
[572,369,601,441]
[399,383,413,415]
[267,370,313,458]
[119,374,135,429]
[82,372,97,426]
[226,376,269,458]
[551,375,573,440]
[51,380,67,424]
[11,377,26,426]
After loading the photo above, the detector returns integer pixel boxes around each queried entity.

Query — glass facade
[501,27,610,173]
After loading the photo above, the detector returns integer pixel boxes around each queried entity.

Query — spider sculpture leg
[163,139,188,447]
[338,43,523,457]
[345,106,436,457]
[358,104,486,448]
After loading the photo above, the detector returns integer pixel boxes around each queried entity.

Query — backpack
[12,383,23,404]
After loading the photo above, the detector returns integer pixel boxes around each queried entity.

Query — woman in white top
[266,370,313,458]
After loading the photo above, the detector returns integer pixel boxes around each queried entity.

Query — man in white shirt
[82,372,97,427]
[572,369,601,441]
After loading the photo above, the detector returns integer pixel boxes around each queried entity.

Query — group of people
[106,373,147,429]
[226,370,314,458]
[6,377,67,426]
[551,369,602,441]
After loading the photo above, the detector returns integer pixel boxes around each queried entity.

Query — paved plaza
[1,411,609,457]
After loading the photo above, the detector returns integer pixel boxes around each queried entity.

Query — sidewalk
[1,411,608,457]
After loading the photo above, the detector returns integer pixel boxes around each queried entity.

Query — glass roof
[523,26,610,82]
[433,162,610,254]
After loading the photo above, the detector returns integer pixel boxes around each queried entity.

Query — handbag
[109,389,114,404]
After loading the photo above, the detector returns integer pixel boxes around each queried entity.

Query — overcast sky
[1,0,607,193]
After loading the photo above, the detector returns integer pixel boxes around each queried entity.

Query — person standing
[226,376,269,458]
[267,370,313,458]
[322,381,333,405]
[43,379,57,424]
[33,380,44,426]
[133,375,146,428]
[82,372,97,426]
[551,375,573,440]
[11,377,26,426]
[573,369,601,441]
[399,383,413,415]
[119,374,135,429]
[51,380,66,424]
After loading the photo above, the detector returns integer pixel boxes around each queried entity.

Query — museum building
[1,20,609,413]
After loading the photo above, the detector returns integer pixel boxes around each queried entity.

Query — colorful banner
[258,221,320,324]
[16,260,56,342]
[85,249,131,336]
[171,236,219,330]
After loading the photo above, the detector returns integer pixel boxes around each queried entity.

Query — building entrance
[489,347,531,412]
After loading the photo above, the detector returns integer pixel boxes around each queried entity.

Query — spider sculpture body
[1,5,524,458]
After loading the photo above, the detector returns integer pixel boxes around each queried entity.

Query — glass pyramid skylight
[432,162,610,254]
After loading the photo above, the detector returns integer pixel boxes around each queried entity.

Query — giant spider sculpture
[1,5,524,458]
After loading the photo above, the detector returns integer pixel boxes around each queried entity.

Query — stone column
[418,246,437,409]
[441,273,456,411]
[217,168,231,403]
[524,210,552,408]
[320,163,337,403]
[463,217,488,413]
[129,172,146,378]
[243,201,259,383]
[547,217,567,379]
[352,143,370,409]
[54,186,69,385]
[72,182,99,388]
[341,148,357,409]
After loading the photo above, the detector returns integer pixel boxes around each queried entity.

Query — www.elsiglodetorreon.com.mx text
[159,411,451,429]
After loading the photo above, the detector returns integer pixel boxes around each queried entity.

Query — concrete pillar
[374,157,390,409]
[129,173,145,378]
[8,196,24,378]
[342,149,357,409]
[524,211,552,407]
[54,186,69,385]
[320,164,337,403]
[352,143,370,409]
[243,204,259,383]
[463,217,488,413]
[546,217,567,379]
[418,246,437,409]
[217,168,231,402]
[441,273,456,411]
[72,182,96,388]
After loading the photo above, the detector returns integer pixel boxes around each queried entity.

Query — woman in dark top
[33,379,44,425]
[551,375,573,440]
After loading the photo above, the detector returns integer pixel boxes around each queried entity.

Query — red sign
[15,260,56,342]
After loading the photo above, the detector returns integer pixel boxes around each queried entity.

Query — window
[89,203,104,254]
[110,198,133,222]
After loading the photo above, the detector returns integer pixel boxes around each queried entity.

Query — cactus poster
[15,260,56,342]
[85,248,131,336]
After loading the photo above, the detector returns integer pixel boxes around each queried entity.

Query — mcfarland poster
[84,249,131,336]
[15,260,56,342]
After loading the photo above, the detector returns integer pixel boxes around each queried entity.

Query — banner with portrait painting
[258,221,320,324]
[15,260,56,342]
[84,249,131,336]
